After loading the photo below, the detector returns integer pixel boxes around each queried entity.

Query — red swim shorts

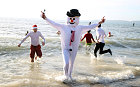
[30,45,42,59]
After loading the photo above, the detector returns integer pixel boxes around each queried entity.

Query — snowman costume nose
[70,19,73,22]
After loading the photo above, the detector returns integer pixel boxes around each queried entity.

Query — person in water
[41,9,105,81]
[108,32,113,37]
[133,23,135,27]
[94,24,112,58]
[18,25,45,62]
[81,30,95,49]
[81,22,95,45]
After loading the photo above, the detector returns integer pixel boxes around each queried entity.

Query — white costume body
[44,17,98,79]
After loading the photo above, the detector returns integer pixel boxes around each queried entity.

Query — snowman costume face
[67,17,79,27]
[43,9,99,80]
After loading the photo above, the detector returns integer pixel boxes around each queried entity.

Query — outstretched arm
[81,16,106,32]
[18,33,30,47]
[41,11,63,31]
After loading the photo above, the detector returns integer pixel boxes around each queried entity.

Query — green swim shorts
[86,43,92,46]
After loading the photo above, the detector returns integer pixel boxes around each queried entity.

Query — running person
[81,22,95,50]
[18,25,45,62]
[94,24,112,57]
[81,30,95,47]
[41,9,105,80]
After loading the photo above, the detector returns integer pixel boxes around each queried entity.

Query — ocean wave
[105,40,127,48]
[124,38,140,41]
[0,46,23,52]
[76,70,135,84]
[80,39,139,49]
[105,39,140,48]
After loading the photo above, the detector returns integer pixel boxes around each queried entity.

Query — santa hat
[66,9,81,17]
[32,25,37,29]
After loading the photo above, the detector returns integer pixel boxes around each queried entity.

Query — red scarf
[69,31,75,46]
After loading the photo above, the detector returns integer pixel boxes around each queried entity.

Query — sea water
[0,17,140,87]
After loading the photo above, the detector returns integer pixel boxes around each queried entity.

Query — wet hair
[88,30,91,33]
[98,24,101,28]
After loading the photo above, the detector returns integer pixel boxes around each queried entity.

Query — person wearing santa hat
[41,9,105,81]
[108,32,113,37]
[18,25,45,62]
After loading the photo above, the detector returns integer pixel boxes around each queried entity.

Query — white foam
[44,74,53,80]
[77,70,135,84]
[90,52,105,64]
[114,58,124,65]
[114,56,126,65]
[90,52,95,59]
[135,67,140,70]
[55,75,67,82]
[0,79,30,87]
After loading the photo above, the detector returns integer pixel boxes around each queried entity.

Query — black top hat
[66,9,81,17]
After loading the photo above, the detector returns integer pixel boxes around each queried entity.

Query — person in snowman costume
[41,9,105,80]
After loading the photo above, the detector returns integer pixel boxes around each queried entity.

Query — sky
[0,0,140,21]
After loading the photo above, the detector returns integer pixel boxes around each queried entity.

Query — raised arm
[81,16,106,32]
[81,24,99,33]
[41,11,63,31]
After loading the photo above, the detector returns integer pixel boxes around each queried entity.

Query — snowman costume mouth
[69,22,75,24]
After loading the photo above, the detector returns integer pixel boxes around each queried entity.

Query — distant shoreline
[0,17,140,22]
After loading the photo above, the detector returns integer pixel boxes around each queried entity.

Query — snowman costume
[43,9,99,80]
